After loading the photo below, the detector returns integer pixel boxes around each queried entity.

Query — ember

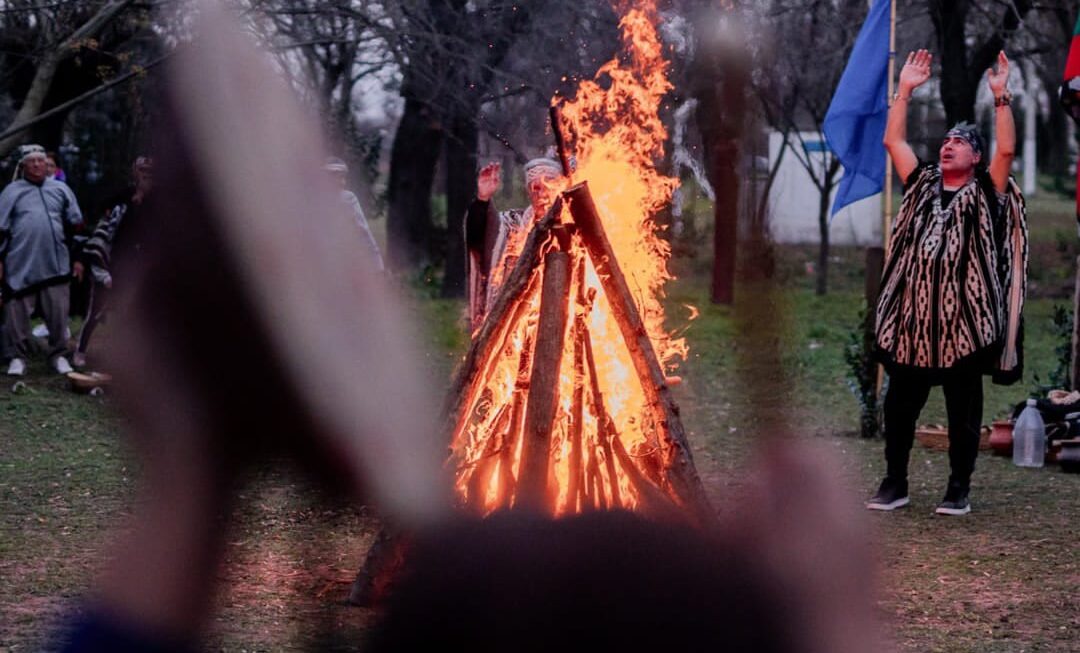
[446,1,710,522]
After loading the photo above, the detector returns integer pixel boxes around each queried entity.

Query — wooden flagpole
[884,0,897,251]
[874,0,897,404]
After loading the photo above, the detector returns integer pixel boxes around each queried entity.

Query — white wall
[767,131,884,247]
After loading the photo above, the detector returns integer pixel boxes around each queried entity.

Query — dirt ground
[2,233,1080,650]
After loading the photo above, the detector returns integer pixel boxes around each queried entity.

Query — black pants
[75,281,109,356]
[883,367,983,488]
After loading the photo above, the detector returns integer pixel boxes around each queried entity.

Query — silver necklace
[932,181,968,222]
[922,180,971,253]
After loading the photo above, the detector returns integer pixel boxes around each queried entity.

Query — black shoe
[867,477,909,511]
[935,483,971,516]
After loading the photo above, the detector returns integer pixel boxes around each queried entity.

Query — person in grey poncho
[325,157,383,272]
[0,144,84,375]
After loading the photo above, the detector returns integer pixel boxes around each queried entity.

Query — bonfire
[445,1,711,523]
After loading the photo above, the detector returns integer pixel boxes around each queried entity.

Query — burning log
[588,448,607,509]
[488,331,532,511]
[465,405,510,509]
[582,323,675,518]
[549,105,574,180]
[565,181,713,524]
[567,256,588,513]
[581,330,623,508]
[608,421,677,515]
[443,181,713,523]
[516,248,572,513]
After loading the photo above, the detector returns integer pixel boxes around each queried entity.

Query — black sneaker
[935,483,971,516]
[867,477,909,511]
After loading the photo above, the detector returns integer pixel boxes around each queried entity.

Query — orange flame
[450,0,687,517]
[558,1,685,370]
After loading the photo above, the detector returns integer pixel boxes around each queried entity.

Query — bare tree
[1011,1,1079,192]
[0,0,143,155]
[246,0,393,186]
[751,0,867,296]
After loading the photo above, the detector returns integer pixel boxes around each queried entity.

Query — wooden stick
[564,182,713,524]
[449,274,537,477]
[582,325,674,516]
[347,524,408,607]
[549,104,574,181]
[581,328,623,508]
[580,449,596,511]
[445,197,563,438]
[607,416,679,517]
[566,256,587,514]
[516,250,571,513]
[494,332,534,510]
[588,449,607,510]
[465,404,510,510]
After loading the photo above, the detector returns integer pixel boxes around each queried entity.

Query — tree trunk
[386,95,443,271]
[815,158,840,296]
[816,180,830,296]
[441,112,478,298]
[931,0,1032,127]
[689,6,748,306]
[932,1,976,126]
[709,139,739,304]
[695,92,744,303]
[1038,68,1070,193]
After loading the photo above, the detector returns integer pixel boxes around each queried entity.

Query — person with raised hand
[869,49,1027,517]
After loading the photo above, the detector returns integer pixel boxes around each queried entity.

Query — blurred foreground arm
[59,2,447,648]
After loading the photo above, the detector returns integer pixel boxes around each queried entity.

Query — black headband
[944,122,983,157]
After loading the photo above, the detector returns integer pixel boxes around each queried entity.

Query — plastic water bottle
[1012,399,1046,468]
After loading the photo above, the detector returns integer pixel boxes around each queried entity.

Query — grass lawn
[2,191,1079,651]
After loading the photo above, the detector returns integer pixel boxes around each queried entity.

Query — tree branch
[0,0,138,155]
[0,51,169,146]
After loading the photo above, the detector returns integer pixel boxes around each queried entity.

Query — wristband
[994,92,1012,107]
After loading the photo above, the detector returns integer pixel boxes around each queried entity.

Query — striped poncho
[875,162,1027,384]
[465,201,532,332]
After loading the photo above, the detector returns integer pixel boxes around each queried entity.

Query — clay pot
[989,420,1013,456]
[915,424,992,451]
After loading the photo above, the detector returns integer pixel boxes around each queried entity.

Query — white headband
[523,157,562,183]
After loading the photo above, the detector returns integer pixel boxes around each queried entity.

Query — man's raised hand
[477,162,501,202]
[987,50,1010,100]
[898,49,932,94]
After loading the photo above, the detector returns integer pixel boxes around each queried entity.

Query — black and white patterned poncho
[875,162,1028,385]
[465,202,533,332]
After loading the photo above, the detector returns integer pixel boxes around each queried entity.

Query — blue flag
[823,0,891,216]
